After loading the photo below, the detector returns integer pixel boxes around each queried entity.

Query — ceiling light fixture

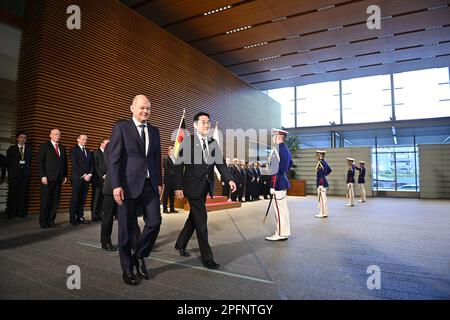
[243,41,268,49]
[204,5,232,16]
[226,25,252,35]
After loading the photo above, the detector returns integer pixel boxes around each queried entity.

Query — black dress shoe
[49,223,62,228]
[40,224,51,229]
[169,209,178,213]
[203,259,220,269]
[163,209,169,213]
[77,217,90,224]
[132,254,149,280]
[122,270,138,286]
[101,243,117,251]
[174,244,190,257]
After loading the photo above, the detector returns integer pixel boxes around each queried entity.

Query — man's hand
[158,185,163,196]
[41,177,48,185]
[113,187,124,205]
[175,190,184,200]
[270,188,275,195]
[83,175,91,182]
[229,181,237,193]
[63,177,67,184]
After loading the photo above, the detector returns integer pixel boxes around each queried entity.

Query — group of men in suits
[221,159,270,202]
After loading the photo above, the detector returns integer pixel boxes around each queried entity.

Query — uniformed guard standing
[315,150,332,218]
[265,128,292,241]
[355,160,367,202]
[346,158,355,206]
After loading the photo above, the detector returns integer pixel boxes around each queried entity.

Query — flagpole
[173,108,186,148]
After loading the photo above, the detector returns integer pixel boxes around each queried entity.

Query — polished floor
[0,196,449,300]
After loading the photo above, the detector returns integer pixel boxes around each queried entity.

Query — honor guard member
[356,160,367,202]
[315,150,332,218]
[265,128,292,241]
[346,158,356,206]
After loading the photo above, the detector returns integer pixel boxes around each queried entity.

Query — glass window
[296,81,340,127]
[267,87,295,128]
[371,146,419,192]
[342,74,392,124]
[394,67,450,120]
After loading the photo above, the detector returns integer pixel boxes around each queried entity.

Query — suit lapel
[127,120,145,155]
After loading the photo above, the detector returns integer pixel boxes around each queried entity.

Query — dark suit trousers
[91,181,104,219]
[118,180,161,272]
[39,180,62,226]
[162,182,175,210]
[7,172,29,217]
[101,194,116,245]
[175,187,213,261]
[70,180,89,223]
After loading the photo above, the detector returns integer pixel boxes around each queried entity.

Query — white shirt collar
[50,140,59,147]
[100,147,104,153]
[18,144,25,148]
[78,144,85,150]
[196,132,207,143]
[132,116,146,127]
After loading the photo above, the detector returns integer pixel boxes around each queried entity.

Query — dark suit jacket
[93,148,106,185]
[6,144,32,179]
[102,143,113,195]
[0,153,6,180]
[38,141,68,182]
[108,119,162,198]
[70,145,93,183]
[163,156,176,185]
[174,135,233,199]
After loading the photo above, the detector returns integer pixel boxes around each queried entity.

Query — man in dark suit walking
[174,112,236,269]
[109,95,162,286]
[6,132,32,218]
[38,128,68,228]
[69,134,93,225]
[162,146,178,213]
[91,138,109,222]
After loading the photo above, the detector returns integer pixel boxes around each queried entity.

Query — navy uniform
[346,158,355,206]
[356,160,367,202]
[265,129,292,241]
[315,150,332,218]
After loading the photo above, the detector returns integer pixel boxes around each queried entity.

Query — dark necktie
[202,138,207,161]
[139,124,146,143]
[82,147,86,157]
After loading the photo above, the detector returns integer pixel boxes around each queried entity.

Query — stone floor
[0,196,449,300]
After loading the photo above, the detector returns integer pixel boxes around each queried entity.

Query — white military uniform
[265,129,292,241]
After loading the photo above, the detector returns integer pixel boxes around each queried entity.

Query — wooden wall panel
[16,0,280,214]
[419,144,450,199]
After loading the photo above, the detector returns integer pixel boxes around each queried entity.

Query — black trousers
[91,181,104,220]
[7,172,29,218]
[118,180,161,272]
[221,181,230,198]
[162,182,175,211]
[175,187,213,261]
[69,180,89,223]
[39,180,62,226]
[101,194,116,245]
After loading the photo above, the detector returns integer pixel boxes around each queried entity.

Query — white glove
[270,188,275,195]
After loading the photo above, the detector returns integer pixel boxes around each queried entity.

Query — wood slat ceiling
[121,0,450,90]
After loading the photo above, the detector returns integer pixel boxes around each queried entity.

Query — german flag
[173,109,186,159]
